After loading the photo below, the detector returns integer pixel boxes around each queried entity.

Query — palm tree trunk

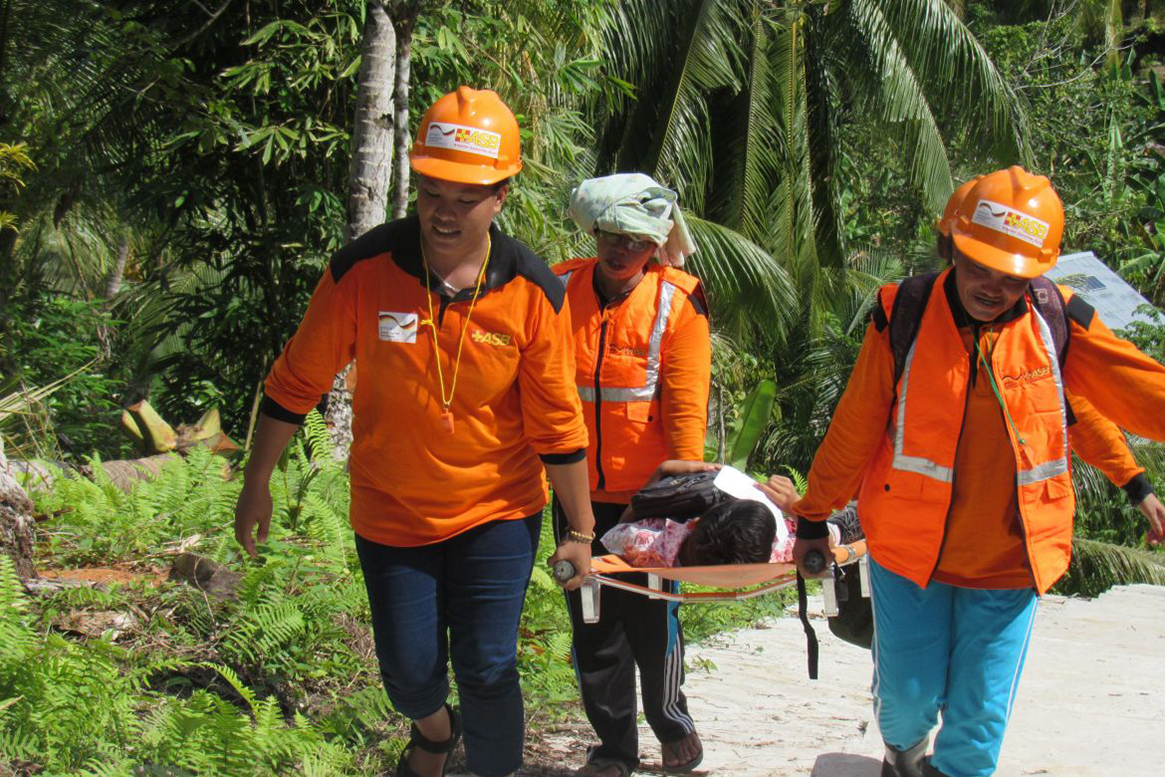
[333,0,398,458]
[0,439,36,579]
[391,13,416,219]
[346,0,396,242]
[104,235,129,298]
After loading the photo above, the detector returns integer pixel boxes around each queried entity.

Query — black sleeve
[540,449,587,465]
[260,396,308,425]
[795,516,831,540]
[1122,472,1153,505]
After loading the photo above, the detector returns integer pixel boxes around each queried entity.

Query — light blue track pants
[869,557,1038,777]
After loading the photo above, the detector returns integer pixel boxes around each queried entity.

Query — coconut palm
[580,0,1029,472]
[591,0,1027,317]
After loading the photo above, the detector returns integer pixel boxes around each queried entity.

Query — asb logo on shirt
[378,312,418,343]
[425,121,502,160]
[1001,365,1052,389]
[971,200,1051,248]
[471,329,512,347]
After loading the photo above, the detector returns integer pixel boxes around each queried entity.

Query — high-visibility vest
[554,258,705,495]
[858,268,1075,593]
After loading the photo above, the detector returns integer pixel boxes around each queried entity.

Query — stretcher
[570,540,869,624]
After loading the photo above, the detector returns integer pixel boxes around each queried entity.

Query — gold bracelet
[564,529,596,544]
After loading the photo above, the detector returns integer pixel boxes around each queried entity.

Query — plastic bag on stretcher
[600,466,844,569]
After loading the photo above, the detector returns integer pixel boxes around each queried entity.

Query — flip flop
[660,731,703,774]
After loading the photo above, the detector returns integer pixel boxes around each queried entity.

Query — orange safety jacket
[859,271,1074,592]
[794,267,1165,594]
[262,217,588,546]
[553,258,711,502]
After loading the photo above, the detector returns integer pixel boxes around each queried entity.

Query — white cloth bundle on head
[568,173,698,267]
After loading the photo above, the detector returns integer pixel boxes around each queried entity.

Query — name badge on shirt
[378,311,418,343]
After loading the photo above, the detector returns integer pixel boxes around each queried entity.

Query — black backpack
[826,561,873,650]
[629,470,726,520]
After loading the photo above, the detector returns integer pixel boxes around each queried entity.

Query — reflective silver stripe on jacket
[1016,308,1069,486]
[577,281,679,404]
[892,340,955,483]
[890,309,1069,487]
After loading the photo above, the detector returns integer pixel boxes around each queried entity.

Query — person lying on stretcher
[599,461,860,568]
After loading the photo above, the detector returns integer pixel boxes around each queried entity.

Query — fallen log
[169,552,241,600]
[0,439,36,579]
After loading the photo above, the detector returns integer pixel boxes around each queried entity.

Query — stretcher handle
[802,550,827,575]
[552,560,576,583]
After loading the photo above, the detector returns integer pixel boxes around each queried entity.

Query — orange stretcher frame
[577,541,868,624]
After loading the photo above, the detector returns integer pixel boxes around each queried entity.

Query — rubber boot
[880,737,929,777]
[921,762,949,777]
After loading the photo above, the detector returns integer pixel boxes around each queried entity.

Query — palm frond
[602,0,744,206]
[765,15,820,277]
[880,0,1030,165]
[707,3,782,244]
[683,215,798,341]
[0,361,96,423]
[1061,537,1165,597]
[845,0,954,213]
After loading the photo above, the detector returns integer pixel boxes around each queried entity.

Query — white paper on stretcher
[712,466,788,542]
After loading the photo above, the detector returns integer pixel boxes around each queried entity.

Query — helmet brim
[410,155,522,186]
[951,230,1057,279]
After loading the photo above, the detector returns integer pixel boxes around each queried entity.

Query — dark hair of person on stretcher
[677,499,776,567]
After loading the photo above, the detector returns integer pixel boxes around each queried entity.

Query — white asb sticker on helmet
[424,121,501,160]
[970,199,1051,248]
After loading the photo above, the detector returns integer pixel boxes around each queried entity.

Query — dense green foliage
[5,0,1165,771]
[4,419,784,773]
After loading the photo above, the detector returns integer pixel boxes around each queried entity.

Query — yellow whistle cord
[420,234,491,415]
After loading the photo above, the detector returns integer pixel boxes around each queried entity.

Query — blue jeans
[354,514,541,777]
[869,557,1038,777]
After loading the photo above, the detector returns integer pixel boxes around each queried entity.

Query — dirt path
[521,584,1165,776]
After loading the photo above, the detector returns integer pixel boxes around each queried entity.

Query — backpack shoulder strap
[1027,275,1069,367]
[888,272,941,384]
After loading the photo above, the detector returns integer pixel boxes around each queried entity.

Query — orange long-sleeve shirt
[795,275,1165,587]
[263,217,589,546]
[1067,392,1148,500]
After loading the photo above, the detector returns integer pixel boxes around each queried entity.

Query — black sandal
[396,703,462,777]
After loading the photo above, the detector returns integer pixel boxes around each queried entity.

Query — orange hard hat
[950,166,1064,278]
[410,86,522,185]
[936,175,983,237]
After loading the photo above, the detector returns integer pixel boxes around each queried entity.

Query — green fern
[301,409,336,461]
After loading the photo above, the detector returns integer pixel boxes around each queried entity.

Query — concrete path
[637,584,1165,776]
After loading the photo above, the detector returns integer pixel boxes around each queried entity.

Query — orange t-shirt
[263,217,589,546]
[932,328,1031,588]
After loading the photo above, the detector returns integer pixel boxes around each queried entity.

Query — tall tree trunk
[391,13,416,219]
[332,1,398,458]
[346,0,396,242]
[104,235,130,298]
[0,438,36,579]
